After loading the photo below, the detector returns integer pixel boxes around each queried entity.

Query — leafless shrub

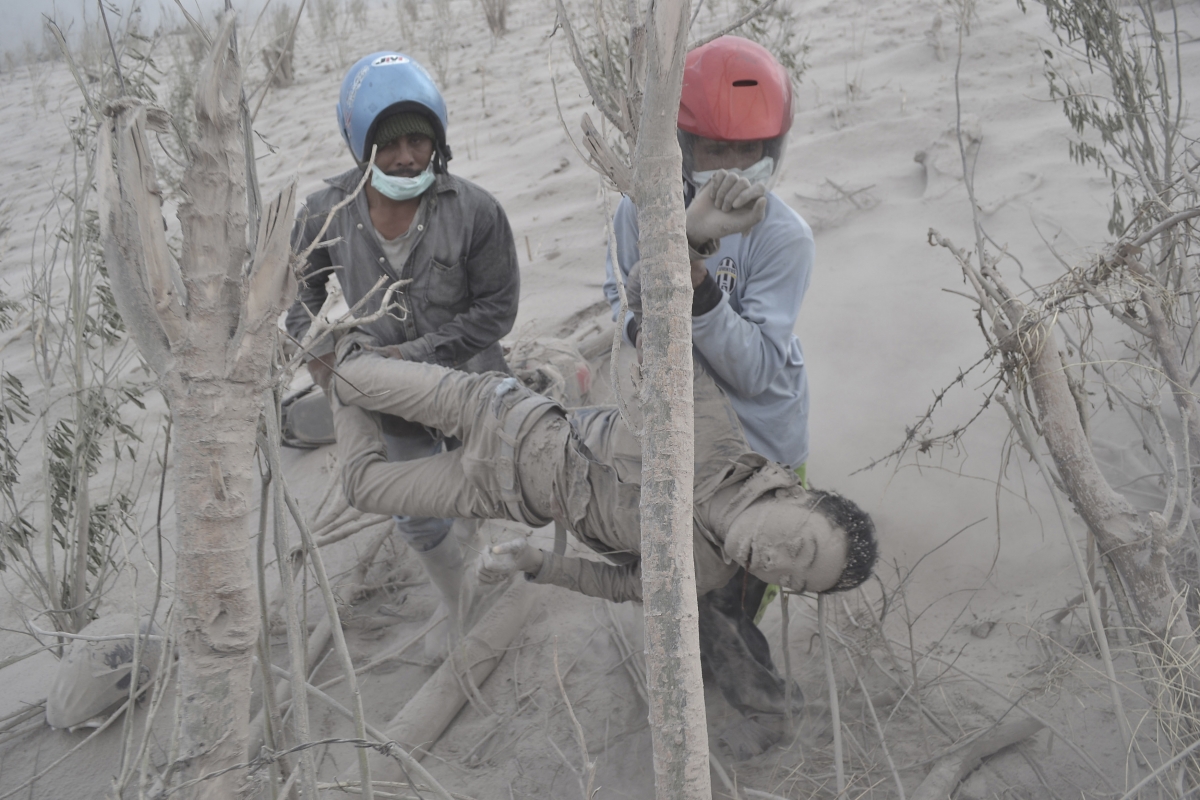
[879,0,1200,786]
[308,0,339,40]
[394,0,419,41]
[165,25,207,163]
[730,0,809,86]
[261,3,299,88]
[425,0,457,87]
[308,0,367,68]
[480,0,509,37]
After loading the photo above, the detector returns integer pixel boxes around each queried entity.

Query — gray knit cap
[373,112,437,148]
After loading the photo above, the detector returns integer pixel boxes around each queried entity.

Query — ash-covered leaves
[1030,0,1182,236]
[0,373,33,571]
[0,289,20,331]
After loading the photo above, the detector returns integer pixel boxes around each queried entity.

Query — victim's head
[724,487,877,594]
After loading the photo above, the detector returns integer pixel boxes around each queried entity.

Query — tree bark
[632,1,712,797]
[168,382,262,796]
[1023,319,1197,650]
[98,14,296,798]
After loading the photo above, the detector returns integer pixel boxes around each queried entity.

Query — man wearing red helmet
[602,36,815,745]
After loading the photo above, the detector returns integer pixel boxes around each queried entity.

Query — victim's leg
[332,396,503,521]
[382,419,455,553]
[334,346,508,442]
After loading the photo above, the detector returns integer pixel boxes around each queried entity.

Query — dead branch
[909,717,1043,800]
[886,634,1118,789]
[818,596,845,795]
[288,275,411,374]
[553,637,598,799]
[296,148,376,266]
[553,0,628,138]
[1130,206,1200,249]
[312,513,391,549]
[251,0,307,120]
[689,0,778,50]
[269,398,376,800]
[582,113,633,195]
[232,178,299,371]
[97,105,180,377]
[601,187,642,444]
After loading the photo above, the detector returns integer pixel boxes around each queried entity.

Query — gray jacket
[286,168,519,374]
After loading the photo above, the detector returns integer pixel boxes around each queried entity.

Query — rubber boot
[414,528,475,661]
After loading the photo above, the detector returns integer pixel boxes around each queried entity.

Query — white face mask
[371,163,435,201]
[691,156,775,189]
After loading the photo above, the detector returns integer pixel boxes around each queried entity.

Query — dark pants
[698,567,802,721]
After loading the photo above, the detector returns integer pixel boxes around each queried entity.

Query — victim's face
[726,494,850,593]
[749,512,848,592]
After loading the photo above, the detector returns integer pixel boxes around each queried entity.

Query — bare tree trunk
[98,15,296,797]
[1023,319,1196,649]
[633,1,712,797]
[940,226,1198,655]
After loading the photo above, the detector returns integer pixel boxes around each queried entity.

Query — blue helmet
[336,52,452,170]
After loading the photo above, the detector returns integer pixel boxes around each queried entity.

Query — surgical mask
[371,164,435,201]
[691,156,776,189]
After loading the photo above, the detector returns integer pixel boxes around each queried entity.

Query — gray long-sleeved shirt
[286,169,519,372]
[602,193,814,466]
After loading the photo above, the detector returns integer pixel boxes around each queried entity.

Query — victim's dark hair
[807,489,878,593]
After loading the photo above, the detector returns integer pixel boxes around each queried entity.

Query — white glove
[478,538,544,584]
[685,170,768,251]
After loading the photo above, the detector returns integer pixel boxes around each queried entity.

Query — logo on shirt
[715,258,737,294]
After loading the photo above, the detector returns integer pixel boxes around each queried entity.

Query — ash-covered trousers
[334,345,800,729]
[330,347,558,527]
[381,424,456,552]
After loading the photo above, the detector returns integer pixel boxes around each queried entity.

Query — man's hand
[685,170,768,249]
[307,354,335,395]
[478,538,544,584]
[364,343,406,360]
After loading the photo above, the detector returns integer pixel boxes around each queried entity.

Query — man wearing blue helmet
[285,52,520,659]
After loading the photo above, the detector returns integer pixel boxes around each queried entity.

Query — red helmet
[678,36,793,141]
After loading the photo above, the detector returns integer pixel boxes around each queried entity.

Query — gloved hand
[685,170,768,252]
[478,538,545,584]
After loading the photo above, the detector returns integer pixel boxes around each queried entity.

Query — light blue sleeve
[602,196,642,344]
[691,202,814,397]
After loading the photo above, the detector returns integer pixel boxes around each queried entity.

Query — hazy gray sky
[0,0,279,57]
